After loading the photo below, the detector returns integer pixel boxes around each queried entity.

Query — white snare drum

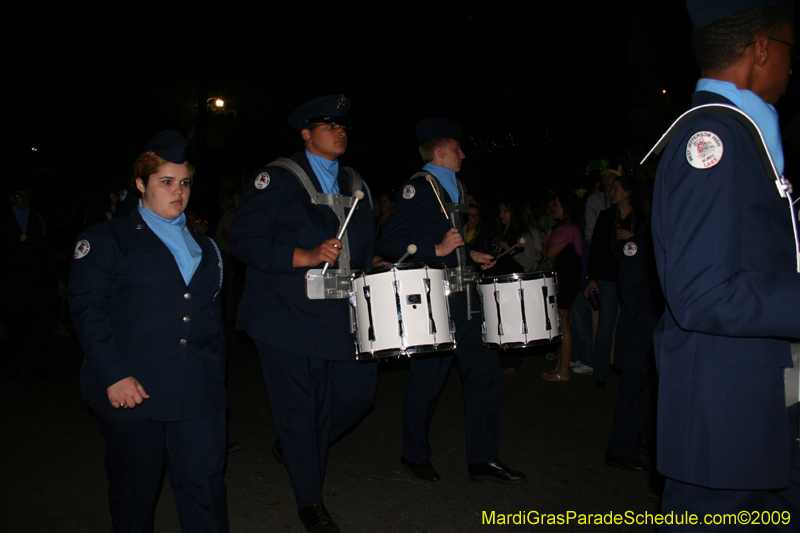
[350,263,455,360]
[476,272,561,349]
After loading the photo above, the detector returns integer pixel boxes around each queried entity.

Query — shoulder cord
[642,103,800,273]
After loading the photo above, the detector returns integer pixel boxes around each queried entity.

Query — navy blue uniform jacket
[652,91,799,489]
[380,174,474,267]
[69,210,228,422]
[615,224,663,372]
[229,152,375,360]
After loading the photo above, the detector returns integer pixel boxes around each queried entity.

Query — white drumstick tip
[425,175,434,182]
[354,190,365,200]
[407,244,417,254]
[519,237,526,244]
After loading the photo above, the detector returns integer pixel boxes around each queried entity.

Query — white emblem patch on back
[74,239,91,259]
[623,242,637,257]
[402,185,416,199]
[254,172,270,190]
[686,131,723,169]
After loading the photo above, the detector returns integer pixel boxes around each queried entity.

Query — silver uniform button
[183,316,191,323]
[184,293,191,300]
[179,339,187,346]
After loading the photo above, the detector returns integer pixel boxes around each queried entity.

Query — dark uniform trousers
[606,226,660,461]
[96,411,228,533]
[256,343,377,506]
[402,290,501,465]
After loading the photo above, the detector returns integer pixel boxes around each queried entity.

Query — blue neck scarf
[138,203,202,285]
[423,163,459,203]
[12,206,30,235]
[696,78,785,175]
[306,150,340,194]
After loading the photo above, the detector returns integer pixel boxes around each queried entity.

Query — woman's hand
[107,377,149,409]
[584,280,599,299]
[616,228,634,240]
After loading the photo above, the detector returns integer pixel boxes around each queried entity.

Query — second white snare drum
[476,272,561,349]
[350,263,455,360]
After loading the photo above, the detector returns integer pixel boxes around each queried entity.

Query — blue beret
[288,94,351,130]
[145,130,187,164]
[416,118,463,144]
[687,0,794,30]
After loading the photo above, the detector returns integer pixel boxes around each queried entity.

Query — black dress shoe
[604,453,648,471]
[272,440,285,466]
[298,502,340,533]
[401,457,441,482]
[468,458,527,484]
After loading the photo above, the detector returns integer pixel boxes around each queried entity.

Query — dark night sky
[9,2,798,211]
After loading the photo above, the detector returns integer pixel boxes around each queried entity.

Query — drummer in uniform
[229,95,378,533]
[380,118,526,484]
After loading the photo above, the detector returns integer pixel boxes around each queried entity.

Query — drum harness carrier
[267,157,364,302]
[416,171,480,320]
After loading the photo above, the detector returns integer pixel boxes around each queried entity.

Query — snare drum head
[362,262,446,276]
[478,271,552,285]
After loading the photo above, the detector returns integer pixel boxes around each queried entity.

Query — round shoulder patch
[74,239,91,259]
[254,172,270,190]
[623,242,638,257]
[686,131,723,169]
[402,185,416,199]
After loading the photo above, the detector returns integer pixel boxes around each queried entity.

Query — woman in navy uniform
[69,131,229,532]
[229,95,377,533]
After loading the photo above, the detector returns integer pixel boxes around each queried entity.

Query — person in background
[541,190,583,382]
[583,174,639,388]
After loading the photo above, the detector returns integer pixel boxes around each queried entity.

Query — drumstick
[397,244,417,264]
[21,235,71,261]
[426,175,454,227]
[494,237,526,260]
[321,190,365,275]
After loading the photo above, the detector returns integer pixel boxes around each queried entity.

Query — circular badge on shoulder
[74,239,91,259]
[686,131,723,169]
[402,185,416,199]
[254,172,270,190]
[623,242,638,257]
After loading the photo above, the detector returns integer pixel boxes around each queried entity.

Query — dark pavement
[2,326,662,532]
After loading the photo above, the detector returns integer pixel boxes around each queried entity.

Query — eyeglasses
[747,37,798,63]
[769,37,799,63]
[310,122,350,133]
